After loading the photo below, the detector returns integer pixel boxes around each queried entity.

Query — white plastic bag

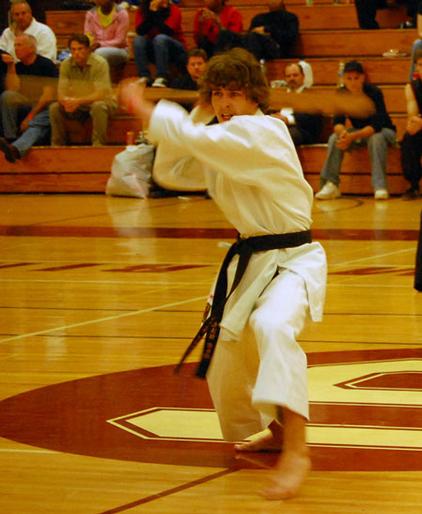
[106,144,155,198]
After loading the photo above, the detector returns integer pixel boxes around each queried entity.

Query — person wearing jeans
[0,34,57,163]
[316,60,396,201]
[133,0,186,88]
[84,0,130,71]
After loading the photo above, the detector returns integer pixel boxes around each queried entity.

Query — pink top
[84,5,130,49]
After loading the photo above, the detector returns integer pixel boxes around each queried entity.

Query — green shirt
[58,52,114,105]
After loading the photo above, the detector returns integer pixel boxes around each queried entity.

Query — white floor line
[331,246,415,268]
[0,448,58,454]
[0,278,211,286]
[0,295,206,344]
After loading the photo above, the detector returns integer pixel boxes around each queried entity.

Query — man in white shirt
[272,62,322,145]
[120,48,327,500]
[0,0,57,62]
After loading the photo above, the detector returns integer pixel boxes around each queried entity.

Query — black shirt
[15,54,58,102]
[249,9,299,51]
[333,83,396,133]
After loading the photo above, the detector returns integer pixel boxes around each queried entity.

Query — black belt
[175,230,312,378]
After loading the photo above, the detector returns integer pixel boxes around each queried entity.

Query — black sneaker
[401,188,419,201]
[0,137,20,163]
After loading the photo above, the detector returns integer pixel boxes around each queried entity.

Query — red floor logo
[0,348,420,471]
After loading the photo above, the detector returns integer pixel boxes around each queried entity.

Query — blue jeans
[0,90,50,156]
[320,127,397,191]
[409,39,422,81]
[94,47,128,68]
[133,34,186,79]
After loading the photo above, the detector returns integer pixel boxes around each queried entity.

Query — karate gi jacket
[149,101,327,340]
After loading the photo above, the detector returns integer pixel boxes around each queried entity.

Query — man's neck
[100,2,114,15]
[20,54,37,66]
[14,21,32,35]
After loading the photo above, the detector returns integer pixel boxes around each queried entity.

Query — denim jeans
[94,47,129,68]
[320,127,397,191]
[133,34,186,79]
[0,90,50,156]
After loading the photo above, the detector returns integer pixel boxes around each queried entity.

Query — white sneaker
[374,189,389,200]
[315,181,341,200]
[152,77,167,88]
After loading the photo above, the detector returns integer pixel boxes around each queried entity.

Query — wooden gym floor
[0,192,421,513]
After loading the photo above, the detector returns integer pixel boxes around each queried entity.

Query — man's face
[211,85,258,123]
[204,0,220,11]
[415,57,422,80]
[11,3,33,31]
[70,41,91,67]
[284,65,304,90]
[187,56,206,82]
[14,35,34,61]
[342,71,365,93]
[268,0,283,12]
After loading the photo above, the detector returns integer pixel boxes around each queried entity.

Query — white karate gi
[151,105,213,192]
[149,100,327,441]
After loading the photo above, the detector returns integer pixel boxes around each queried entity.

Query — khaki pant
[49,100,116,146]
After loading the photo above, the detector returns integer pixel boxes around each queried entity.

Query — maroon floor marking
[98,469,238,514]
[0,349,420,472]
[0,225,419,241]
[0,262,36,269]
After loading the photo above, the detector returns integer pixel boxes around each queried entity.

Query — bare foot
[234,421,283,452]
[262,450,311,500]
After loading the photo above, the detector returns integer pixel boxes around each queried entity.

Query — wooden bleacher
[0,1,416,195]
[0,144,406,196]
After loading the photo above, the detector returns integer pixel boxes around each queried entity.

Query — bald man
[0,34,57,162]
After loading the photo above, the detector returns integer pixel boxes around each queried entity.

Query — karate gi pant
[207,269,309,442]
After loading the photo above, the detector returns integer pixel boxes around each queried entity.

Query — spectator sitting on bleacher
[241,0,298,61]
[170,48,208,90]
[0,34,57,163]
[49,33,117,147]
[0,0,57,61]
[84,0,130,69]
[133,0,187,88]
[271,62,322,146]
[355,0,418,29]
[0,0,57,94]
[315,60,396,201]
[193,0,243,58]
[409,1,422,80]
[401,49,422,199]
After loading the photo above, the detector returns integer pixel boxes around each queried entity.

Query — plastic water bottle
[337,61,345,87]
[259,59,267,77]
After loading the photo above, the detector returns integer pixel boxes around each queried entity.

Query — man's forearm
[5,63,20,91]
[349,125,375,140]
[29,87,55,117]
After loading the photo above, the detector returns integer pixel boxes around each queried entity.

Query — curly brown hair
[198,48,269,112]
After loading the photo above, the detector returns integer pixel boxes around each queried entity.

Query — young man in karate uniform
[120,48,327,500]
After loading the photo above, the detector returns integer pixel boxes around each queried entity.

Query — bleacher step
[0,145,408,195]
